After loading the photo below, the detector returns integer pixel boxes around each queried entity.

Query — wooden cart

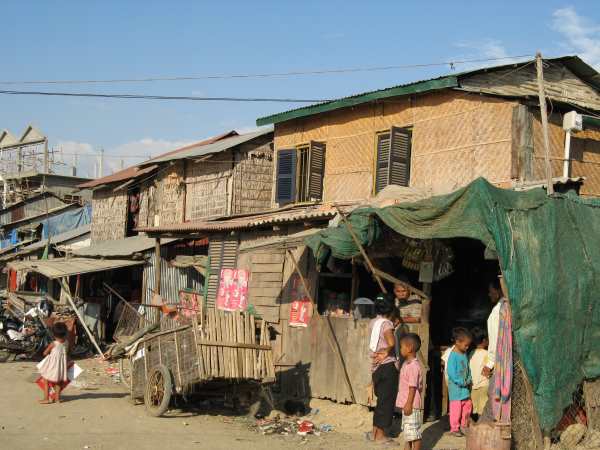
[122,308,275,416]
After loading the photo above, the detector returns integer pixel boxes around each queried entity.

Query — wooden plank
[250,314,257,379]
[249,280,282,289]
[251,272,283,282]
[249,292,282,304]
[222,311,230,378]
[251,253,284,264]
[254,306,280,323]
[251,263,285,273]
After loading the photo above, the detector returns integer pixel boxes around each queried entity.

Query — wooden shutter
[276,149,296,205]
[205,234,239,307]
[308,141,326,201]
[375,132,391,194]
[389,127,411,187]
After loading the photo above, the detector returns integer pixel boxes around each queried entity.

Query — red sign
[288,274,313,327]
[216,268,249,312]
[178,291,200,319]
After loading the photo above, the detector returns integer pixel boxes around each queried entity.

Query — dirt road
[0,359,463,449]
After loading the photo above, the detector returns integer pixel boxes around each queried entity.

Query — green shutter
[308,141,326,201]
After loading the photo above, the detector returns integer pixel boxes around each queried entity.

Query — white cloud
[451,39,528,71]
[552,6,600,69]
[234,124,272,135]
[55,138,191,179]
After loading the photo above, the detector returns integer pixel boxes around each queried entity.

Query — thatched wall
[90,188,127,242]
[273,90,517,205]
[232,140,273,214]
[185,151,232,220]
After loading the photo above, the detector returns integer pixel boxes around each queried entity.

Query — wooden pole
[286,249,357,403]
[334,206,387,293]
[154,238,161,294]
[535,52,555,196]
[59,277,104,357]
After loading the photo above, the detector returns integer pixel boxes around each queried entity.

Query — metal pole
[43,139,49,173]
[535,52,555,195]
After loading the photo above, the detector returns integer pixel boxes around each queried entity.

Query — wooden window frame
[373,126,412,194]
[276,141,326,205]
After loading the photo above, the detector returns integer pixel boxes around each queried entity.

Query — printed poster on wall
[178,290,200,319]
[216,268,249,311]
[288,273,313,327]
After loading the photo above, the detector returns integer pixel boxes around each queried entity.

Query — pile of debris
[250,409,334,439]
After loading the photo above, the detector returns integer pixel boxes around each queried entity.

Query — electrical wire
[0,90,328,103]
[0,54,534,85]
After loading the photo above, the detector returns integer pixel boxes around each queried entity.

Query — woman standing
[367,294,399,443]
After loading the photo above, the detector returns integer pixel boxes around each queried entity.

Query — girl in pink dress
[38,322,69,404]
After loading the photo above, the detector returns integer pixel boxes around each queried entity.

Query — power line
[0,54,534,85]
[0,90,328,103]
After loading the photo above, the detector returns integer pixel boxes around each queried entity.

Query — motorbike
[0,300,55,363]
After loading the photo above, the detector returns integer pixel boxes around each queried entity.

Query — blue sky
[1,1,599,177]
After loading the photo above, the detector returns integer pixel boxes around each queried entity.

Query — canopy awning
[7,257,145,279]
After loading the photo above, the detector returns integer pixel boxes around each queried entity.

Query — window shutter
[308,141,326,201]
[375,132,391,194]
[206,234,239,308]
[389,127,412,187]
[276,149,296,205]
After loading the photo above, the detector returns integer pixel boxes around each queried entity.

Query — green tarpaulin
[305,178,600,430]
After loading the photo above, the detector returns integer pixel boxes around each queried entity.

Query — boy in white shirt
[469,327,490,418]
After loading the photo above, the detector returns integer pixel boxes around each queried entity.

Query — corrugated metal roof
[72,234,177,257]
[77,164,158,189]
[16,225,90,253]
[138,128,272,165]
[256,56,599,126]
[137,204,355,234]
[8,257,145,279]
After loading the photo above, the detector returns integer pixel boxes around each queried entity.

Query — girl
[366,294,399,444]
[38,322,69,404]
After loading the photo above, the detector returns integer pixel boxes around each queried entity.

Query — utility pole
[535,52,555,195]
[99,148,105,178]
[72,152,78,177]
[43,138,49,173]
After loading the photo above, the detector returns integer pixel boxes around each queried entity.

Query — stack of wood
[194,309,275,382]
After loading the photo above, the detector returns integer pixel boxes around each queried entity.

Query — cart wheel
[144,365,172,417]
[0,350,10,363]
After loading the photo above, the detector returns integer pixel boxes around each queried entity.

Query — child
[469,327,490,419]
[38,322,69,404]
[446,328,473,437]
[396,333,424,450]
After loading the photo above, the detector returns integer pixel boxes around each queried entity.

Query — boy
[469,327,489,419]
[396,333,424,450]
[447,328,473,437]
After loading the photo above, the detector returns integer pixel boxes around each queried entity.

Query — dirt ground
[0,357,465,450]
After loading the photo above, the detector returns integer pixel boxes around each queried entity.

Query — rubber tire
[144,365,172,417]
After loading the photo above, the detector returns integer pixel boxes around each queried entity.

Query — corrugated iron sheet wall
[143,246,204,326]
[0,196,66,225]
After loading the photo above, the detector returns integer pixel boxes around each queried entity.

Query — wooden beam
[535,52,555,196]
[334,206,387,293]
[59,278,104,357]
[372,268,429,299]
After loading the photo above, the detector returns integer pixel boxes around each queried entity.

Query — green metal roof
[256,56,600,126]
[256,76,458,126]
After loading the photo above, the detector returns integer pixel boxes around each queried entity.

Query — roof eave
[256,76,458,126]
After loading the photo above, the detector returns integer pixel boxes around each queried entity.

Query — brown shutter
[375,132,391,194]
[389,127,411,187]
[308,141,326,201]
[206,234,239,308]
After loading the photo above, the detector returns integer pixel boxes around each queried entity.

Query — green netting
[305,178,600,430]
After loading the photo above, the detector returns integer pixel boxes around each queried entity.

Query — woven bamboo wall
[232,141,273,214]
[532,114,600,197]
[185,152,232,220]
[90,188,127,242]
[155,161,185,226]
[274,90,517,204]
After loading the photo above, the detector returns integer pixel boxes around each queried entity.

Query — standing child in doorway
[38,322,69,404]
[446,328,473,437]
[397,333,424,450]
[469,327,490,420]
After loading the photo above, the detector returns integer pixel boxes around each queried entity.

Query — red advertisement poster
[178,290,200,319]
[288,274,313,327]
[216,268,249,312]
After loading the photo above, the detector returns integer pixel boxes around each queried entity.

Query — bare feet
[38,399,53,404]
